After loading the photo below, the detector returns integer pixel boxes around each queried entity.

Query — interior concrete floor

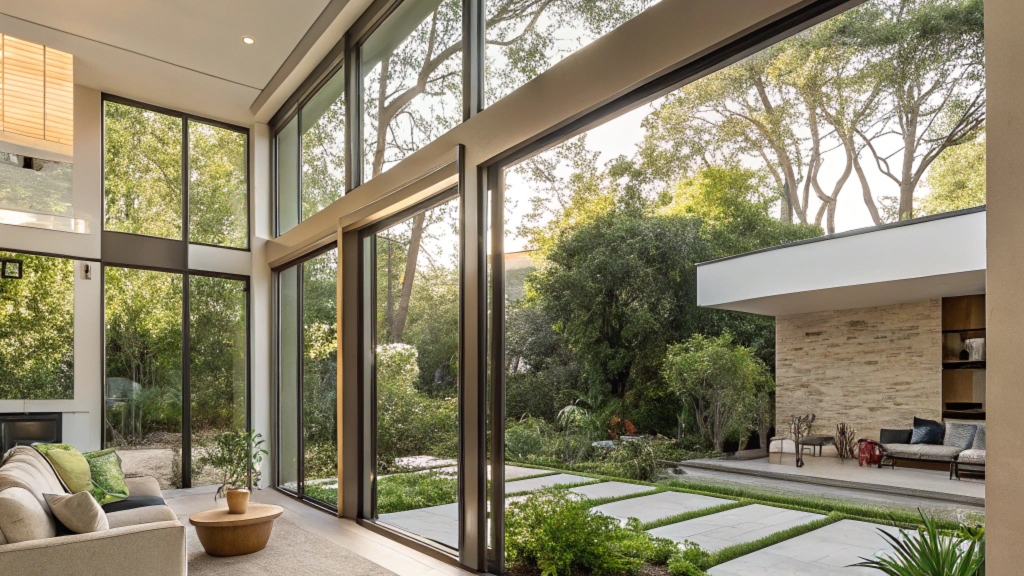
[165,487,474,576]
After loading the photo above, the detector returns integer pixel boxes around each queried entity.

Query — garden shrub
[506,488,678,576]
[376,344,458,472]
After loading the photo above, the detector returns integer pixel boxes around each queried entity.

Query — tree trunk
[391,213,425,341]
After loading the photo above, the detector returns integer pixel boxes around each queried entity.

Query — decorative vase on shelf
[959,349,970,361]
[965,338,986,361]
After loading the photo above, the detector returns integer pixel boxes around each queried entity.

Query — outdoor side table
[798,435,834,457]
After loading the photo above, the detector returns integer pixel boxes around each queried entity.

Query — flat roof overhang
[696,207,986,317]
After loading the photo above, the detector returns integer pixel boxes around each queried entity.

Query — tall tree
[634,0,984,230]
[841,0,985,221]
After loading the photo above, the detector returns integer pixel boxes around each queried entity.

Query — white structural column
[984,0,1024,571]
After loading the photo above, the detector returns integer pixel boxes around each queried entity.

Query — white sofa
[0,446,186,576]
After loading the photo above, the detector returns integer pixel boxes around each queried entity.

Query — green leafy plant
[195,429,267,500]
[668,542,713,575]
[852,511,985,576]
[506,488,677,576]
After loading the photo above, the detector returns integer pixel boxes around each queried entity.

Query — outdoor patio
[679,455,984,507]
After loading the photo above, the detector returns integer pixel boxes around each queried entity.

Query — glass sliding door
[302,249,339,504]
[189,275,248,487]
[278,265,301,493]
[369,192,460,550]
[104,267,184,489]
[275,246,339,507]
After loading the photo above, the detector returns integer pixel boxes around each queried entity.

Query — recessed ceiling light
[242,37,255,45]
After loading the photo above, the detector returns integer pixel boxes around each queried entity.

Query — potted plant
[196,429,268,514]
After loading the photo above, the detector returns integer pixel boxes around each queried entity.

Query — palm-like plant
[852,511,984,576]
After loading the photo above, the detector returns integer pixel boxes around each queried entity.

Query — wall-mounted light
[242,37,255,45]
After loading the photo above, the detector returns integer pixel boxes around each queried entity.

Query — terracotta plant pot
[226,488,250,514]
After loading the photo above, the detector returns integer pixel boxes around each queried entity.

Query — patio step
[672,459,984,507]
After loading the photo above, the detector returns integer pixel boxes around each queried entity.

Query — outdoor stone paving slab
[421,464,553,480]
[569,481,655,501]
[379,503,458,549]
[707,519,899,576]
[505,473,593,494]
[647,504,825,553]
[591,491,732,525]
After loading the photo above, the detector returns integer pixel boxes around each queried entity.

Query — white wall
[0,84,267,460]
[0,85,104,451]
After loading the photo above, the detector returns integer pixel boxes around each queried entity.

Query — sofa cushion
[0,446,67,512]
[880,429,913,444]
[883,443,963,461]
[0,524,6,544]
[34,444,93,494]
[44,492,109,534]
[0,487,57,543]
[83,449,129,505]
[911,417,944,445]
[942,422,977,450]
[101,495,167,514]
[124,476,162,499]
[106,504,178,529]
[971,424,986,450]
[958,449,986,465]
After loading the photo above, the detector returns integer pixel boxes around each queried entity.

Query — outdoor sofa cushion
[911,417,944,444]
[971,424,986,450]
[883,443,962,461]
[958,449,986,465]
[942,422,978,450]
[880,429,913,444]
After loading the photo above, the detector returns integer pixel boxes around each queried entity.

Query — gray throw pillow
[942,422,977,450]
[971,423,986,450]
[44,492,109,534]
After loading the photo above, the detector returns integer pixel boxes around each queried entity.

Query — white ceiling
[0,0,353,125]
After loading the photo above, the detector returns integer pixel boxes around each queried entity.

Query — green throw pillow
[35,444,93,494]
[83,449,129,505]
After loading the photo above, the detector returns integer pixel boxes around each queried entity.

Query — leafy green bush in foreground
[506,488,676,576]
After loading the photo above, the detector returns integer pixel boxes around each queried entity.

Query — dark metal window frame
[270,0,868,572]
[269,0,483,237]
[101,93,252,252]
[270,242,340,511]
[99,263,251,489]
[478,0,862,572]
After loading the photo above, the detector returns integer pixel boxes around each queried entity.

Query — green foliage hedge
[506,489,677,576]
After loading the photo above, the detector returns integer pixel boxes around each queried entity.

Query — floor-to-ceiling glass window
[361,0,463,181]
[189,275,249,487]
[275,246,339,507]
[104,267,184,489]
[369,192,460,549]
[105,268,249,490]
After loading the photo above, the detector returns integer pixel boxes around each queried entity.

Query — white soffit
[0,0,346,125]
[697,208,987,317]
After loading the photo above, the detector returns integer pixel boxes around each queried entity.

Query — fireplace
[0,413,62,453]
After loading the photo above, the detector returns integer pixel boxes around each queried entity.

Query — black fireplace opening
[0,413,62,454]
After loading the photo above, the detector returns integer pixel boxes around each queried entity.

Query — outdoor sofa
[0,446,186,576]
[878,419,985,478]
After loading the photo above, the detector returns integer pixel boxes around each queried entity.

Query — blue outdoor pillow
[910,417,944,445]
